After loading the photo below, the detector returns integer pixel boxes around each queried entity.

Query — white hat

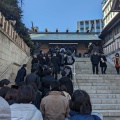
[0,97,11,120]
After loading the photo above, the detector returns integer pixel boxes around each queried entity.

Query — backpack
[64,67,70,76]
[67,56,73,64]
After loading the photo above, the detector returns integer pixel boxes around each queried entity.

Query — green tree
[0,0,32,47]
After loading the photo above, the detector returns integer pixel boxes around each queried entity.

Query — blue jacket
[66,111,101,120]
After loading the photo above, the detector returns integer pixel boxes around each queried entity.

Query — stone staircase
[74,58,120,119]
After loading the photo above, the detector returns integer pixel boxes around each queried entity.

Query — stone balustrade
[0,12,30,55]
[103,38,120,55]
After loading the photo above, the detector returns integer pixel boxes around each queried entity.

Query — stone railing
[103,38,120,55]
[0,12,30,55]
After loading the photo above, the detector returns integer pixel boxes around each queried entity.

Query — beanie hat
[0,97,11,120]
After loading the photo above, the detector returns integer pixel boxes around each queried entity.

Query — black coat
[31,58,39,65]
[59,76,73,96]
[100,56,107,67]
[32,90,42,109]
[91,54,100,65]
[25,73,41,90]
[51,56,59,70]
[41,75,55,97]
[15,67,26,85]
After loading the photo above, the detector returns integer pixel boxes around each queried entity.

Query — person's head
[101,52,105,56]
[33,55,37,58]
[0,87,11,98]
[31,68,36,73]
[46,69,52,75]
[94,51,97,55]
[67,51,72,56]
[50,81,60,91]
[22,64,27,68]
[61,85,67,92]
[0,79,10,87]
[17,85,35,103]
[70,90,92,115]
[43,65,48,70]
[0,97,11,120]
[61,71,66,77]
[53,53,56,56]
[5,89,18,101]
[40,50,42,53]
[115,53,119,57]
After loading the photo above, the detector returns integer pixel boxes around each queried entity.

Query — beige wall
[0,28,30,80]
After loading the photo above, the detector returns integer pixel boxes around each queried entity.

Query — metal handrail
[0,56,30,78]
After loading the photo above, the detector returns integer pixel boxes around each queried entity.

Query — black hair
[0,86,11,98]
[23,64,27,68]
[70,90,92,115]
[5,89,18,101]
[0,79,10,87]
[31,68,36,73]
[61,71,66,76]
[61,85,67,92]
[115,53,119,57]
[50,81,60,91]
[17,85,35,103]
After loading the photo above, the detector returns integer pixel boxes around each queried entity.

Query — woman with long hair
[66,90,102,120]
[112,53,120,74]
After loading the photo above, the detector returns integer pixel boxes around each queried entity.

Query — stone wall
[0,12,30,80]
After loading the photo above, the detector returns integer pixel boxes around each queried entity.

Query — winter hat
[0,97,11,120]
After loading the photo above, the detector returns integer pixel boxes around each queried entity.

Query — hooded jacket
[66,111,102,120]
[10,103,43,120]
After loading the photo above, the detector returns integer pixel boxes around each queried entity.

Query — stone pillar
[2,16,5,30]
[94,20,96,32]
[8,22,11,36]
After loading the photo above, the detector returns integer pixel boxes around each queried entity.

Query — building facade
[77,19,103,33]
[30,32,101,54]
[100,0,120,55]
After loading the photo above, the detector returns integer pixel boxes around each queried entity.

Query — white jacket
[10,103,43,120]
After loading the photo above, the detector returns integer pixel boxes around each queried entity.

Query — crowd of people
[0,79,103,120]
[0,46,104,120]
[91,51,120,75]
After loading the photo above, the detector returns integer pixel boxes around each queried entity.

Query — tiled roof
[30,33,101,41]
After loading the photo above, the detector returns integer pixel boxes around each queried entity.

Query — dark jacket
[66,111,101,120]
[91,54,100,65]
[15,67,26,85]
[25,73,41,89]
[100,56,107,67]
[59,76,73,96]
[63,66,73,79]
[41,75,55,96]
[31,58,39,65]
[51,56,59,70]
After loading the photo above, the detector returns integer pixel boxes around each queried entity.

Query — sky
[22,0,103,32]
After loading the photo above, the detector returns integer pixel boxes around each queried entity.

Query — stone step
[81,89,120,94]
[93,104,120,110]
[92,110,120,117]
[89,94,120,99]
[79,86,120,90]
[76,80,120,83]
[75,82,120,86]
[91,99,120,104]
